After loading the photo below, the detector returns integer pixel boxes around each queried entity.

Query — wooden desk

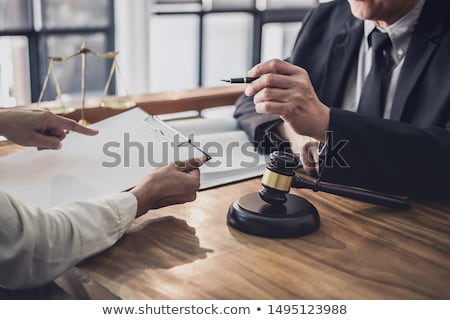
[3,86,450,299]
[78,178,450,299]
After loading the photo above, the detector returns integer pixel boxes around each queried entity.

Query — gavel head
[259,151,300,204]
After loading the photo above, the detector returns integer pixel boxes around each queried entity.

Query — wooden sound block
[227,192,320,238]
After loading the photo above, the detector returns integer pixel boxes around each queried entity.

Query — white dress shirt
[0,191,137,289]
[341,0,425,119]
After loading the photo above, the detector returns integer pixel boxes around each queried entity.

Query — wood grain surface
[79,178,450,299]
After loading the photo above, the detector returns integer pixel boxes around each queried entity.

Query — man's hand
[130,158,205,217]
[0,108,98,149]
[245,59,330,142]
[277,122,319,177]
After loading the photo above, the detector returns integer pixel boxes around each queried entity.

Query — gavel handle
[293,177,411,210]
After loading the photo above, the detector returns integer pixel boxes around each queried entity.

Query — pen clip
[145,115,186,146]
[144,116,212,161]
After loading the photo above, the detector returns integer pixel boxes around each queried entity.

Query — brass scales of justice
[37,42,136,125]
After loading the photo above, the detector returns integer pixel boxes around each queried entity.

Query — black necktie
[357,29,393,118]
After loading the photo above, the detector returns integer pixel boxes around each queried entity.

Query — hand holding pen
[224,59,330,143]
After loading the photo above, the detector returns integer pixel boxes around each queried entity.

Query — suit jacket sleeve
[321,108,450,199]
[0,192,137,289]
[233,94,281,147]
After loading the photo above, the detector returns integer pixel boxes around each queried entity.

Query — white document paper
[0,108,194,208]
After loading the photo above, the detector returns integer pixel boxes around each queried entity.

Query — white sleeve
[0,191,137,289]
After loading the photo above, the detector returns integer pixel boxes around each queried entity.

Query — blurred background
[0,0,327,107]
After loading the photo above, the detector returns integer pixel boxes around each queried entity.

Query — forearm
[0,192,137,289]
[234,94,281,142]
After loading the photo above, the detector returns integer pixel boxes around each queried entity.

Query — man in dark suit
[234,0,450,199]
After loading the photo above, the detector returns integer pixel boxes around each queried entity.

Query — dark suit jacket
[234,0,450,199]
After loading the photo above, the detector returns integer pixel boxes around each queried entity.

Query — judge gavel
[227,151,411,238]
[259,151,411,209]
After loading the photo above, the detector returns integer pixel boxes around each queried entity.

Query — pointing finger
[49,116,99,136]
